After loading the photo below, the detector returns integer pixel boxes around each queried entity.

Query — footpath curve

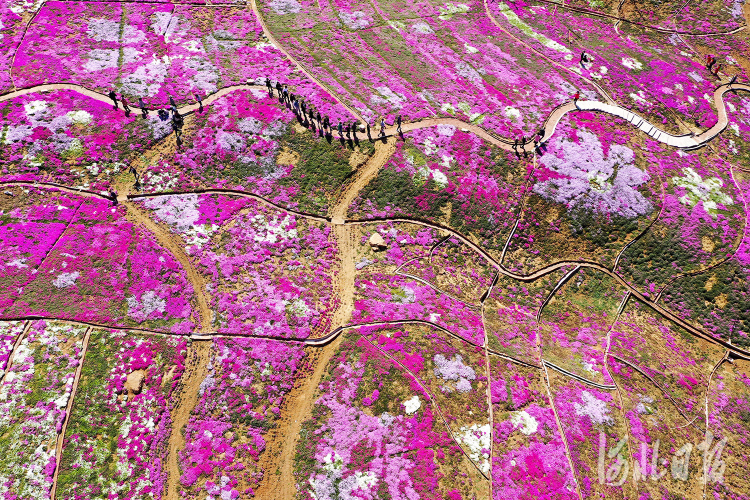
[1,82,748,153]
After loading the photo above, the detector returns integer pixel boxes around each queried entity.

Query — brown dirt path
[165,340,211,500]
[123,202,212,332]
[253,135,396,500]
[330,137,397,222]
[50,326,92,500]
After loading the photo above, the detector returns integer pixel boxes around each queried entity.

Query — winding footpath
[0,81,747,155]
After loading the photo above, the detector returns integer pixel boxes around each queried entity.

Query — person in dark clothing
[266,77,273,96]
[196,93,203,113]
[396,115,402,134]
[316,111,321,126]
[538,128,545,140]
[351,121,358,140]
[169,95,177,108]
[337,121,343,139]
[380,118,385,137]
[345,123,350,139]
[158,109,168,121]
[110,190,118,205]
[121,96,131,116]
[282,85,289,103]
[366,120,371,140]
[138,98,148,119]
[108,90,118,110]
[324,116,330,132]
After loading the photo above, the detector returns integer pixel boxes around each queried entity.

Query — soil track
[165,340,211,500]
[124,202,212,332]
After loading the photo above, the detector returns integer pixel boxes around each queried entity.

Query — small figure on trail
[729,74,738,86]
[276,81,282,98]
[706,54,716,69]
[380,118,386,137]
[283,85,289,103]
[169,95,177,108]
[345,122,351,139]
[158,109,168,121]
[324,115,330,132]
[366,120,371,140]
[138,97,148,119]
[108,89,118,110]
[110,190,118,205]
[396,114,402,134]
[513,138,518,149]
[301,100,307,116]
[573,90,580,109]
[538,128,545,140]
[337,121,343,139]
[196,93,203,113]
[351,121,358,140]
[712,64,723,76]
[121,95,131,117]
[266,77,272,96]
[172,110,184,131]
[293,99,300,115]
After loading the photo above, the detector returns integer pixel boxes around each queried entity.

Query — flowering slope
[0,320,86,500]
[178,337,308,499]
[294,332,489,500]
[56,329,188,500]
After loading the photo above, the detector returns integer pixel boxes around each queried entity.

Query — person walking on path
[324,116,330,133]
[138,97,148,119]
[351,121,358,140]
[380,118,386,137]
[396,115,402,134]
[573,90,580,109]
[337,121,343,139]
[169,95,177,108]
[293,98,300,116]
[196,93,203,113]
[282,85,289,103]
[121,95,131,117]
[706,55,716,69]
[108,89,118,110]
[316,110,322,128]
[266,77,272,97]
[367,120,372,141]
[345,122,351,139]
[276,81,282,99]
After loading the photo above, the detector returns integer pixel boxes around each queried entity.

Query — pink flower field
[1,0,750,498]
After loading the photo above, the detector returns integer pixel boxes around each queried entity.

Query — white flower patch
[66,110,93,125]
[24,100,48,118]
[730,123,740,136]
[286,299,311,318]
[457,424,491,473]
[433,354,475,393]
[388,20,406,32]
[86,19,121,42]
[84,48,120,72]
[621,57,643,70]
[53,271,80,288]
[339,10,371,30]
[371,86,406,108]
[509,410,538,435]
[573,391,613,425]
[216,130,246,152]
[119,55,169,97]
[497,2,572,55]
[673,167,733,217]
[126,290,167,321]
[436,124,456,136]
[455,62,482,84]
[268,0,301,14]
[688,71,704,83]
[403,395,421,414]
[250,214,298,244]
[416,166,448,188]
[9,0,43,14]
[412,21,433,34]
[439,2,470,20]
[504,106,521,120]
[6,258,28,269]
[464,43,478,53]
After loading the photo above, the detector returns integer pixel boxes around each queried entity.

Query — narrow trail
[165,340,211,500]
[123,202,212,332]
[50,326,92,500]
[532,0,748,36]
[1,82,747,157]
[255,161,363,498]
[330,137,397,222]
[0,321,30,385]
[253,334,343,500]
